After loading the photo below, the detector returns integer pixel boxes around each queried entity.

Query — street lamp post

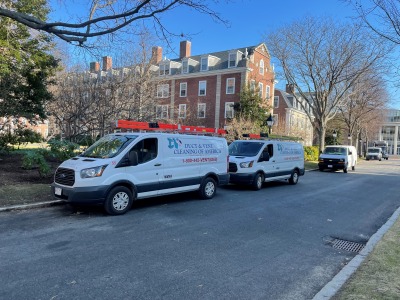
[332,130,337,145]
[266,115,274,134]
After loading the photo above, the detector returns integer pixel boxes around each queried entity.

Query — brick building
[151,41,275,129]
[273,84,314,145]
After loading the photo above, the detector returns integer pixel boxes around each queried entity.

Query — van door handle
[272,160,276,162]
[154,163,162,166]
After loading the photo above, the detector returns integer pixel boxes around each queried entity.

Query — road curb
[313,205,400,299]
[0,200,66,212]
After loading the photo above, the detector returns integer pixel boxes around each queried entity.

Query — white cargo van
[51,132,229,215]
[228,140,305,190]
[318,145,357,173]
[366,147,382,161]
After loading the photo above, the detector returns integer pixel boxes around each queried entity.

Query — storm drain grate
[332,239,365,253]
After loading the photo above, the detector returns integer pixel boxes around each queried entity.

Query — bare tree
[345,0,400,44]
[338,70,389,148]
[48,35,161,141]
[266,16,389,152]
[0,0,229,46]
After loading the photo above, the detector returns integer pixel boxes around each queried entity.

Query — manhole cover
[332,238,365,253]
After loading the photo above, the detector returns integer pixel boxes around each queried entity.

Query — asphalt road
[1,159,399,300]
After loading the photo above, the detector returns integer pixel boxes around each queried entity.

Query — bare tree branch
[0,0,228,45]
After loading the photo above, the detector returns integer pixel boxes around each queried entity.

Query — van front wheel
[252,173,264,190]
[199,177,216,199]
[104,186,134,215]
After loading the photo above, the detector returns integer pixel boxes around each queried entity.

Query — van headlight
[80,165,108,178]
[240,161,254,168]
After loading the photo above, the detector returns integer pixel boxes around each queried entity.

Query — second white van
[228,140,305,190]
[318,145,357,173]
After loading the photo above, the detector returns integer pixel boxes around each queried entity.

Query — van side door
[259,143,277,177]
[127,137,162,197]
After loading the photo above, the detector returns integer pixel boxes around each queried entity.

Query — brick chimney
[151,46,163,64]
[102,56,112,71]
[90,61,100,72]
[180,41,191,59]
[286,83,295,94]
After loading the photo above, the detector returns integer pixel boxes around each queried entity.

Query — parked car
[366,147,382,161]
[318,145,357,173]
[381,150,389,160]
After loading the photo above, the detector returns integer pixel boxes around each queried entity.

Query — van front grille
[54,168,75,186]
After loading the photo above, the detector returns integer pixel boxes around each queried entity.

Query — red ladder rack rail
[115,120,228,136]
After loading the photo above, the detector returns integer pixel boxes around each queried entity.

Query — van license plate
[328,165,333,168]
[55,187,62,195]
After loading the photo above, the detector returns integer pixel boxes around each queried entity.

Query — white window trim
[250,80,256,93]
[199,80,207,96]
[157,84,169,98]
[226,78,235,94]
[258,82,263,98]
[159,63,170,76]
[198,103,206,118]
[225,102,234,119]
[182,59,189,74]
[228,53,237,68]
[273,114,279,126]
[180,82,187,97]
[274,96,279,108]
[178,104,186,119]
[200,57,208,71]
[259,59,264,75]
[266,86,270,99]
[156,105,169,119]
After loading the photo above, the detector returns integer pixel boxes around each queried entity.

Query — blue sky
[48,0,399,108]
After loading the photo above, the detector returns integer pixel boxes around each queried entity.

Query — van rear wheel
[199,177,216,199]
[289,170,299,185]
[104,186,134,215]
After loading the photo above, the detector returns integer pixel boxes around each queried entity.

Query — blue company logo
[167,138,183,149]
[277,144,283,152]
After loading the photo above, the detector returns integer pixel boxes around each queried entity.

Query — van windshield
[323,147,346,155]
[229,141,264,156]
[81,135,138,158]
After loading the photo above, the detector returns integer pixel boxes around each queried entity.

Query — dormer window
[182,59,189,74]
[200,57,208,71]
[228,53,237,68]
[159,62,169,76]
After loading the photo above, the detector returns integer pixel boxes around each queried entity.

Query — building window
[199,80,207,96]
[225,102,234,119]
[250,80,255,93]
[273,114,279,126]
[274,96,279,108]
[178,104,186,119]
[200,57,208,71]
[226,78,235,94]
[156,105,169,119]
[258,82,263,98]
[182,60,188,74]
[259,59,264,75]
[159,63,169,76]
[228,53,237,68]
[180,82,187,97]
[198,103,206,118]
[157,84,169,98]
[266,86,270,99]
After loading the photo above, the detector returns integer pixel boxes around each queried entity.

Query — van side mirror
[129,151,138,166]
